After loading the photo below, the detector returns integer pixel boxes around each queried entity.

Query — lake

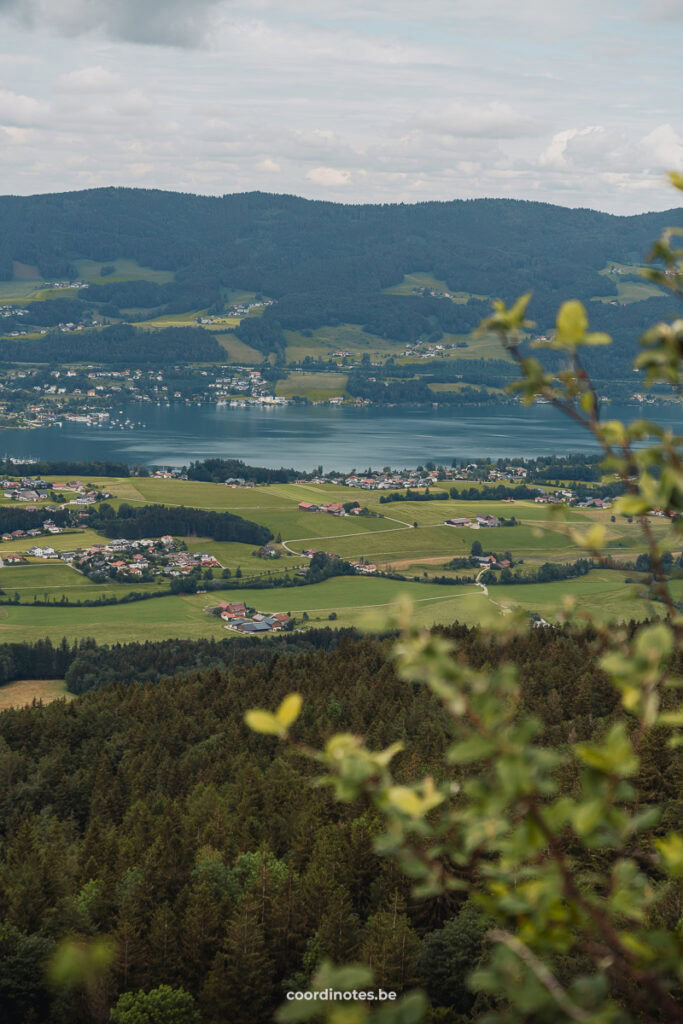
[1,402,680,471]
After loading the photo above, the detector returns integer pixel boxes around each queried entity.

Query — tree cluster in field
[0,458,131,478]
[87,502,272,545]
[481,557,595,585]
[186,457,300,484]
[0,629,356,694]
[379,489,449,503]
[345,371,505,406]
[0,623,677,1023]
[450,483,541,500]
[0,506,72,533]
[0,323,224,365]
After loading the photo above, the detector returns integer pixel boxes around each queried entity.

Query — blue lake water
[1,402,680,472]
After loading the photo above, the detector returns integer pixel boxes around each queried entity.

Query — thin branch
[488,929,591,1022]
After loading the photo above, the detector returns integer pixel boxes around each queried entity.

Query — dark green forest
[0,189,674,301]
[87,503,272,545]
[0,324,225,366]
[0,625,678,1023]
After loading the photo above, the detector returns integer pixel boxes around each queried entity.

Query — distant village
[1,530,222,581]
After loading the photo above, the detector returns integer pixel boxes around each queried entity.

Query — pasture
[0,565,668,645]
[0,678,72,711]
[215,333,264,363]
[0,474,674,644]
[284,324,398,363]
[276,372,349,402]
[73,258,175,285]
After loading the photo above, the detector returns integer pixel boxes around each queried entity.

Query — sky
[0,0,681,212]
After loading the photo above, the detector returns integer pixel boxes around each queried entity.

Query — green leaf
[572,798,604,837]
[574,723,639,777]
[634,623,673,663]
[556,300,588,342]
[447,736,496,763]
[656,833,683,878]
[244,709,284,736]
[387,786,424,817]
[375,992,429,1024]
[614,495,650,516]
[276,693,303,729]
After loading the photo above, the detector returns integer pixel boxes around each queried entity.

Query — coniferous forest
[0,625,679,1024]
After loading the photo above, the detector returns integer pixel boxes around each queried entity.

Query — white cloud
[539,126,604,168]
[115,89,153,117]
[56,65,122,92]
[305,166,351,186]
[409,101,539,140]
[641,124,683,170]
[0,88,49,126]
[258,157,281,172]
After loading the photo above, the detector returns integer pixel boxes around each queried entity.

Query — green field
[0,576,478,643]
[215,333,264,363]
[276,372,349,401]
[0,567,672,644]
[593,263,665,305]
[1,528,105,553]
[0,475,674,642]
[74,258,175,285]
[0,678,71,710]
[136,310,207,329]
[284,324,397,363]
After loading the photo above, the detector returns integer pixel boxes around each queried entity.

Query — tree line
[87,503,272,545]
[0,324,224,365]
[186,457,300,484]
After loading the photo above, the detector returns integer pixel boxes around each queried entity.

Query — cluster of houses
[1,518,65,545]
[0,305,29,320]
[534,493,612,509]
[2,477,51,502]
[162,549,222,575]
[299,548,378,574]
[298,501,348,515]
[198,299,274,325]
[254,544,280,559]
[474,553,512,570]
[446,513,501,529]
[10,535,222,581]
[487,466,528,481]
[217,601,291,634]
[1,477,103,506]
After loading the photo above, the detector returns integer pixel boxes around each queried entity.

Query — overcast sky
[0,0,681,212]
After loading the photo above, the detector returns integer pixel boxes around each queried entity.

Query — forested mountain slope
[1,189,679,370]
[0,187,677,303]
[0,625,678,1023]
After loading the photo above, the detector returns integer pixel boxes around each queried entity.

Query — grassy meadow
[0,678,72,711]
[276,372,349,401]
[0,475,676,642]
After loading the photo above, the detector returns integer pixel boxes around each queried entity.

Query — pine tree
[316,885,361,962]
[200,897,274,1024]
[180,876,223,990]
[359,892,420,992]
